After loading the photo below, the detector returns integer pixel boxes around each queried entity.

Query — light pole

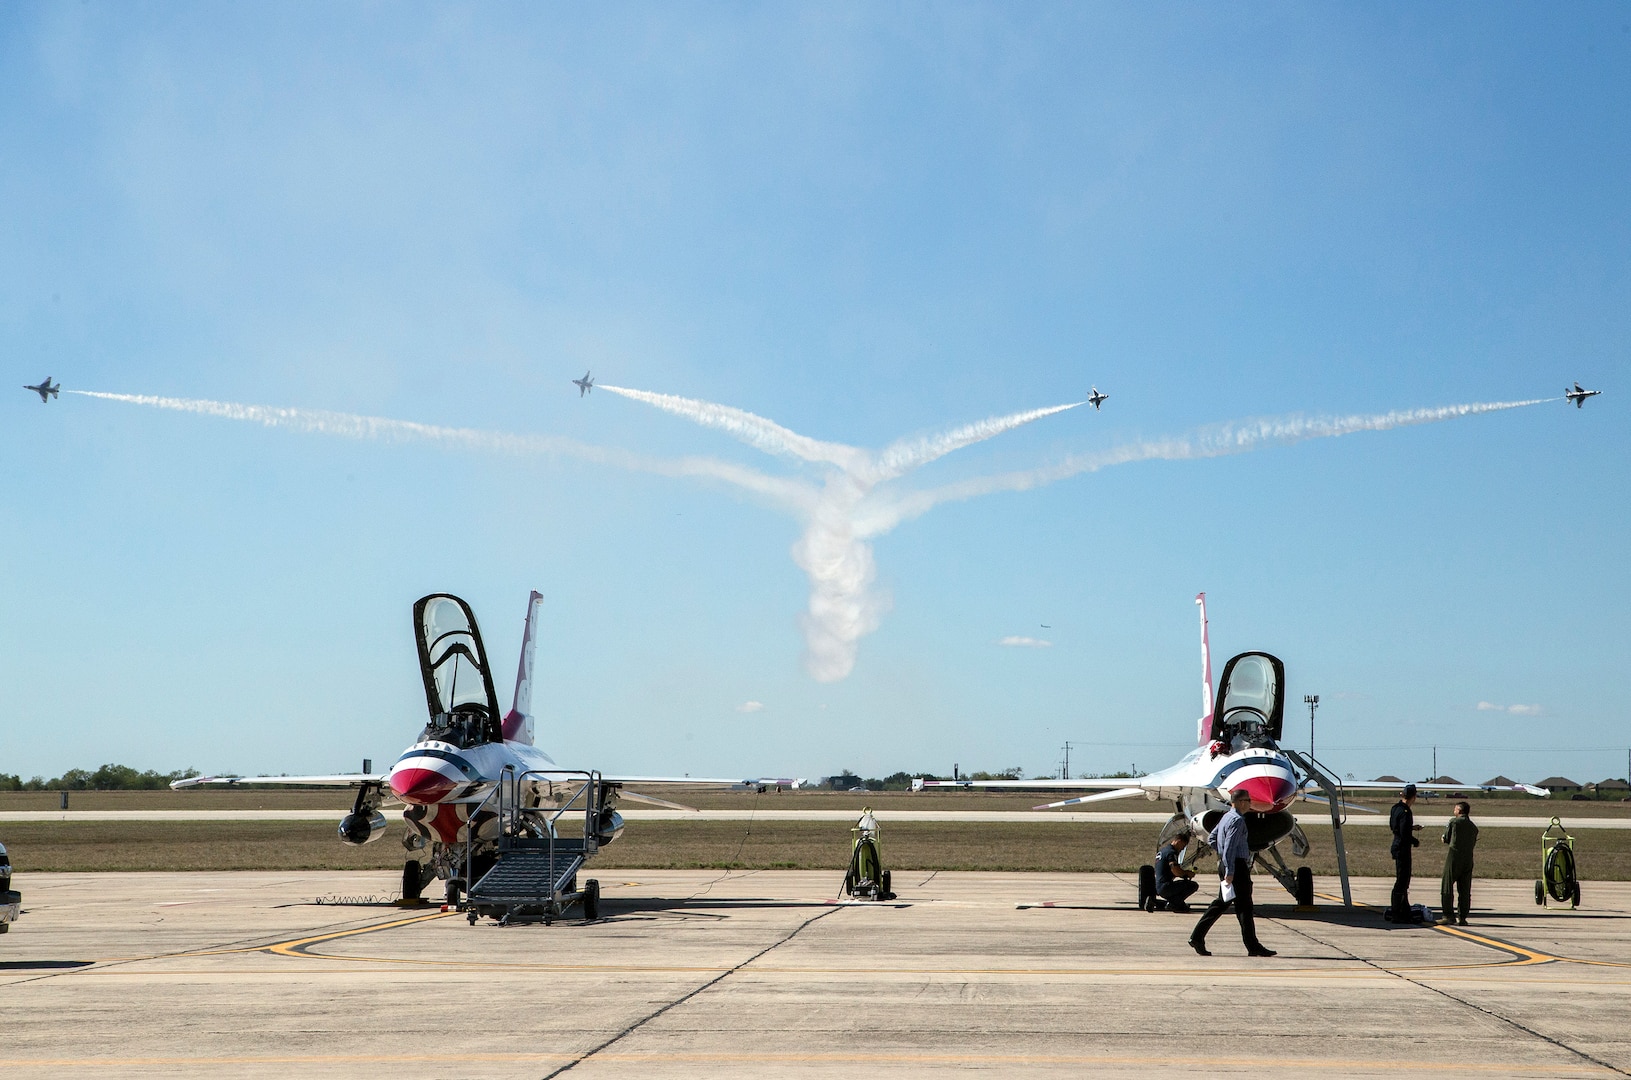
[1304,694,1320,758]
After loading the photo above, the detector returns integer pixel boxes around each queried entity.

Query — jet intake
[1245,811,1297,851]
[338,810,388,846]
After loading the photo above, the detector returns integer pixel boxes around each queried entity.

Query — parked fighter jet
[1088,386,1108,410]
[23,377,58,403]
[572,371,594,396]
[1566,382,1601,408]
[175,591,780,920]
[920,593,1547,906]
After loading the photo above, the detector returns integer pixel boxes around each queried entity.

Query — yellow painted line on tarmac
[263,909,455,956]
[0,1052,1610,1073]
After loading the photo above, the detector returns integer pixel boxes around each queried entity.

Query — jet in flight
[1087,386,1108,410]
[1566,382,1601,408]
[175,590,789,921]
[573,371,595,396]
[920,593,1547,907]
[23,377,58,403]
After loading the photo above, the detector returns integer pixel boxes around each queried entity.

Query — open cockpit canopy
[413,593,503,748]
[1207,651,1285,747]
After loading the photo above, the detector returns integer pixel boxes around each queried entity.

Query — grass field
[4,817,1627,880]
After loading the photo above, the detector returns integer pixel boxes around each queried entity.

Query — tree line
[0,764,201,791]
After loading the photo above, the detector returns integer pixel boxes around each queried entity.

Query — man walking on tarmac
[1189,788,1275,957]
[1441,800,1479,925]
[1388,783,1423,922]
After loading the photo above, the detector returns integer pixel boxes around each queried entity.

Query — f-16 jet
[23,377,58,403]
[572,371,595,396]
[1087,386,1108,410]
[1566,382,1601,408]
[919,593,1548,908]
[175,590,788,922]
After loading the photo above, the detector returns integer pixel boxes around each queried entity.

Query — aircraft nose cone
[1236,774,1298,812]
[390,767,456,806]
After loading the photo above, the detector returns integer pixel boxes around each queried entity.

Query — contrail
[889,397,1559,523]
[73,386,1557,684]
[597,384,868,474]
[66,390,815,509]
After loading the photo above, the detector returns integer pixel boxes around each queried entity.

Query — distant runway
[3,808,1627,828]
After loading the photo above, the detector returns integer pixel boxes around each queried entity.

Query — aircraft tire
[583,878,600,921]
[1137,865,1156,912]
[1573,881,1582,907]
[1535,880,1544,906]
[1295,866,1314,907]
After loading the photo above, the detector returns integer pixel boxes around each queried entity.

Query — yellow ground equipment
[1536,817,1580,909]
[841,808,895,901]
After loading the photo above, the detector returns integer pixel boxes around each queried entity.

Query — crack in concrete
[539,904,842,1079]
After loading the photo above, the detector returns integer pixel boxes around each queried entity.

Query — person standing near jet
[1189,788,1275,956]
[1389,783,1422,922]
[1441,800,1479,926]
[1150,831,1198,912]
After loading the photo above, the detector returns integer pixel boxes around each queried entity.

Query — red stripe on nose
[390,767,456,805]
[1236,775,1297,811]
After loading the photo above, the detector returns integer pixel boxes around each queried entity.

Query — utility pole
[1060,741,1074,780]
[1432,745,1437,779]
[1304,695,1319,758]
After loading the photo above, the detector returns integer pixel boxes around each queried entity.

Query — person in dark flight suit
[1189,788,1275,957]
[1441,800,1479,925]
[1150,831,1199,912]
[1389,783,1422,921]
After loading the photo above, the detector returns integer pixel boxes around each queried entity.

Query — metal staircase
[461,768,605,925]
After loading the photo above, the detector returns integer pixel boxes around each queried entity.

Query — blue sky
[2,4,1626,787]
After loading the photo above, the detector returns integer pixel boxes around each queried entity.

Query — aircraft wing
[171,774,387,790]
[917,777,1155,791]
[1033,787,1147,809]
[600,774,765,787]
[1298,792,1381,813]
[1312,779,1550,797]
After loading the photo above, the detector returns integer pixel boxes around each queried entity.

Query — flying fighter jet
[1087,386,1108,410]
[23,377,58,403]
[1565,382,1601,408]
[572,371,595,396]
[175,591,792,921]
[920,593,1547,906]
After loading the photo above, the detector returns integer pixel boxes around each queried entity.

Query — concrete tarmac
[4,870,1629,1078]
[3,808,1626,827]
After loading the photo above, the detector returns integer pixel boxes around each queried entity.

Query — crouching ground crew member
[1389,783,1423,922]
[1441,800,1478,926]
[1189,788,1275,957]
[1150,831,1198,912]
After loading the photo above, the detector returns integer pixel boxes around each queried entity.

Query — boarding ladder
[1286,749,1353,907]
[461,768,606,924]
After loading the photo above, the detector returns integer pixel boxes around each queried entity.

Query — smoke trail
[886,397,1559,525]
[601,390,1089,679]
[597,384,868,474]
[869,401,1084,482]
[74,386,1556,684]
[67,391,815,509]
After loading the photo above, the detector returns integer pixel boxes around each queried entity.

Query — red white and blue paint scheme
[175,591,783,903]
[921,593,1548,903]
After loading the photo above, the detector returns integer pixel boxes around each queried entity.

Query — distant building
[1596,778,1630,791]
[1537,776,1581,792]
[1428,775,1463,787]
[1372,775,1404,785]
[1482,775,1519,788]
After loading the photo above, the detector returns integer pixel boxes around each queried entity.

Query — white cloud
[736,701,764,713]
[998,636,1052,648]
[1477,701,1544,715]
[1476,701,1502,711]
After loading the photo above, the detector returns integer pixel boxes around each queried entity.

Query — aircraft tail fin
[501,590,544,744]
[1196,592,1214,745]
